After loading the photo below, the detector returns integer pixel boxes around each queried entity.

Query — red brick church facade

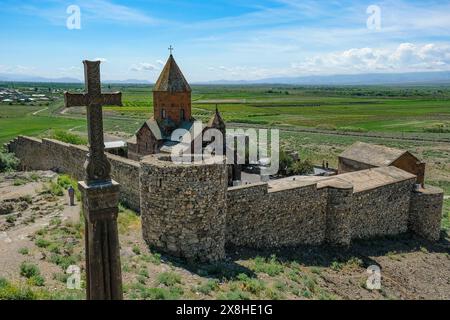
[127,54,224,160]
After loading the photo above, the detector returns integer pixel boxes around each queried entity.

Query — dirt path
[0,171,80,281]
[31,107,48,116]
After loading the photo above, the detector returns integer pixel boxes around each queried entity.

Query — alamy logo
[66,5,81,30]
[366,265,382,290]
[170,124,280,176]
[366,5,381,30]
[66,265,81,289]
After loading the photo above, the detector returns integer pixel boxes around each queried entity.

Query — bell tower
[153,51,192,126]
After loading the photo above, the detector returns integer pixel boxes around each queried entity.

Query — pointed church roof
[154,55,191,93]
[207,107,225,128]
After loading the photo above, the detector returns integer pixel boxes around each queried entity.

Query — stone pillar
[140,155,227,263]
[408,185,443,241]
[325,181,354,246]
[79,180,123,300]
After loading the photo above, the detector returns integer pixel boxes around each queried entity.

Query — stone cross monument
[64,60,123,300]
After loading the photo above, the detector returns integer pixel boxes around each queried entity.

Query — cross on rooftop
[168,45,174,55]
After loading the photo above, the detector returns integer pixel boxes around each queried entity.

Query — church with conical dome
[127,53,225,160]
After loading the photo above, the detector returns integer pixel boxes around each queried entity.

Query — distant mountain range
[0,74,81,83]
[2,71,450,85]
[0,74,152,84]
[202,71,450,85]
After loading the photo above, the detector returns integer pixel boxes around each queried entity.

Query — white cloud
[211,65,273,80]
[291,43,450,74]
[95,57,108,63]
[130,62,159,72]
[0,65,36,74]
[58,66,81,71]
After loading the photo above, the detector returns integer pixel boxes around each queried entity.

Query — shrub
[53,272,69,284]
[6,215,17,224]
[251,255,284,276]
[302,275,317,293]
[138,268,149,278]
[289,159,314,175]
[49,182,64,197]
[56,175,81,201]
[49,130,87,146]
[141,253,161,265]
[49,218,62,227]
[0,151,19,173]
[217,289,250,300]
[21,195,32,204]
[316,124,337,131]
[237,274,266,296]
[157,272,182,287]
[13,179,26,186]
[423,123,450,133]
[118,205,140,235]
[35,237,51,248]
[49,253,78,270]
[137,276,147,285]
[132,245,141,255]
[330,261,344,271]
[0,278,37,300]
[196,279,220,295]
[20,262,40,279]
[339,126,368,133]
[279,149,294,176]
[18,248,29,255]
[141,287,183,300]
[48,243,61,254]
[28,275,45,287]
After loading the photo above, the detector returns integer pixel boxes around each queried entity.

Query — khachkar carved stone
[65,60,123,300]
[65,61,122,184]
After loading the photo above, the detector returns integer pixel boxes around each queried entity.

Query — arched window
[161,109,166,119]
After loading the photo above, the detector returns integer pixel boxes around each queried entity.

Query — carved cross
[64,60,122,185]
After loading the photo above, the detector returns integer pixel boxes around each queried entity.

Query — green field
[102,85,450,134]
[2,83,450,143]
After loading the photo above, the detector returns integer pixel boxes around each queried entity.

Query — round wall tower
[139,155,227,262]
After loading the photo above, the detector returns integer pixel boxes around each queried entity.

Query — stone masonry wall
[6,136,443,261]
[226,182,328,247]
[349,178,416,239]
[6,136,140,211]
[139,155,227,263]
[324,182,354,246]
[409,186,443,241]
[226,175,420,248]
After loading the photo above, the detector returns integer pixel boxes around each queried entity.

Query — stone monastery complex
[5,54,444,262]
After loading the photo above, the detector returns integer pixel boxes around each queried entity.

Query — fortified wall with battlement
[5,136,444,263]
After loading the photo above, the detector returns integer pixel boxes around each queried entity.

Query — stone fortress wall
[5,136,140,211]
[139,155,227,262]
[6,136,444,262]
[225,167,428,248]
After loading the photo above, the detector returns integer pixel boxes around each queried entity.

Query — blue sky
[1,0,450,81]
